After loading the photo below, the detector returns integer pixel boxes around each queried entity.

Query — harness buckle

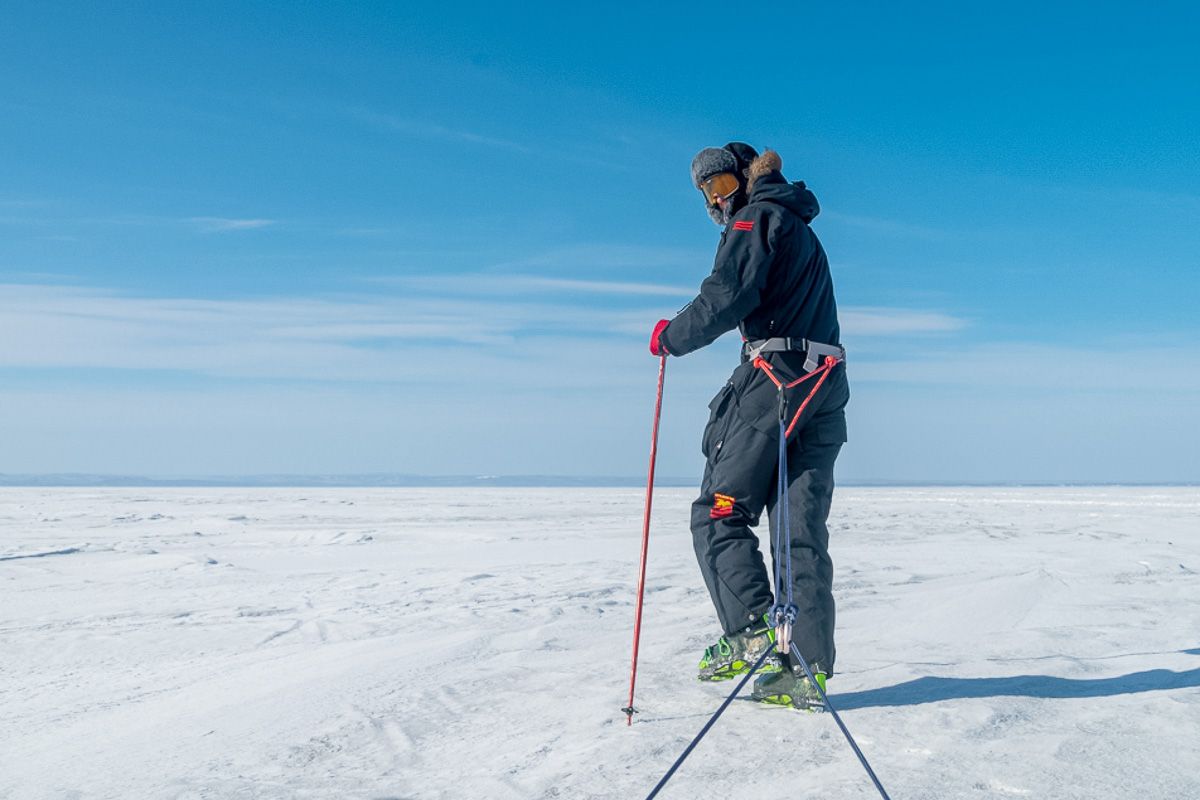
[804,342,847,373]
[745,340,768,362]
[770,604,797,655]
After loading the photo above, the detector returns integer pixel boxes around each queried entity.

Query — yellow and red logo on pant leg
[710,493,736,519]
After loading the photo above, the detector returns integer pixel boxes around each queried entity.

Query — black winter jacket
[659,170,840,358]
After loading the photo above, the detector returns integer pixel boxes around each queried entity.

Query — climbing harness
[747,339,845,439]
[742,336,846,373]
[638,344,893,799]
[755,346,844,648]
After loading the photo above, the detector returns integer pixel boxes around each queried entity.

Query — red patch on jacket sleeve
[732,220,755,231]
[710,493,736,519]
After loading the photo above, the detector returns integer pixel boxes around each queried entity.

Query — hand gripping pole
[623,354,667,725]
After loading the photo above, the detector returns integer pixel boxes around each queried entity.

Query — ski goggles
[699,172,740,206]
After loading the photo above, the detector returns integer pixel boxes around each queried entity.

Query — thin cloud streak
[0,283,654,382]
[386,273,694,298]
[841,307,968,335]
[821,210,953,241]
[0,197,50,209]
[379,275,972,332]
[344,107,631,169]
[187,217,276,232]
[0,282,971,384]
[851,342,1200,391]
[518,276,694,297]
[350,108,532,154]
[489,243,709,271]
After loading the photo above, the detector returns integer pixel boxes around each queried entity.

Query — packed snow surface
[2,487,1199,799]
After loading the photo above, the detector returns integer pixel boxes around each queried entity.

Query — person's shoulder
[728,202,779,231]
[735,199,779,217]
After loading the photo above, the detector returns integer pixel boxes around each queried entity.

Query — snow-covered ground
[2,487,1198,799]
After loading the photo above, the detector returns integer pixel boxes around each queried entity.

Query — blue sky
[1,2,1197,482]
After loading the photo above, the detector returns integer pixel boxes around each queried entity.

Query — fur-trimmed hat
[690,142,761,189]
[690,147,738,189]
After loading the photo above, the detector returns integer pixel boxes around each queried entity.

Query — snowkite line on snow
[643,647,774,800]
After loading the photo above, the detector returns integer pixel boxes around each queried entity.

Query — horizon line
[0,473,1196,489]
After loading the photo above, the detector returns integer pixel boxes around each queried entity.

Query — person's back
[740,158,840,348]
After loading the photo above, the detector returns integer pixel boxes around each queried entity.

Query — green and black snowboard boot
[751,659,828,711]
[697,615,781,682]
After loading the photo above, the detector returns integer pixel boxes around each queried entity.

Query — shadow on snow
[835,660,1200,711]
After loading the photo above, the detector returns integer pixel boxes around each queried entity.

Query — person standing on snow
[648,143,849,709]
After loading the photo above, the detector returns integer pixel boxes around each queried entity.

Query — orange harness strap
[752,354,841,439]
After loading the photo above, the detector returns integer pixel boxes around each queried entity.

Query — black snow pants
[691,353,848,674]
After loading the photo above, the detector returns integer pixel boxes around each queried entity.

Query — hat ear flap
[722,141,760,174]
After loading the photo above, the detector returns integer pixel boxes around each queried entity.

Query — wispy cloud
[0,270,77,283]
[187,217,276,232]
[386,273,694,298]
[0,282,974,387]
[851,342,1200,391]
[820,211,952,241]
[520,277,693,296]
[2,211,277,233]
[489,243,709,271]
[0,197,50,210]
[350,108,532,154]
[0,283,658,383]
[841,306,968,336]
[5,282,1196,479]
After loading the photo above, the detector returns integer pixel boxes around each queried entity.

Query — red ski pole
[623,353,667,726]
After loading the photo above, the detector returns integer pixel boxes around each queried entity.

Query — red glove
[649,319,671,356]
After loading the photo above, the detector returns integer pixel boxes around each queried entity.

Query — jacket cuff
[658,324,677,356]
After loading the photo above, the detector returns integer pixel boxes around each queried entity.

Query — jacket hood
[745,150,819,223]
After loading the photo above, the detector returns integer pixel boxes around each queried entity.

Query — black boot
[751,658,827,711]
